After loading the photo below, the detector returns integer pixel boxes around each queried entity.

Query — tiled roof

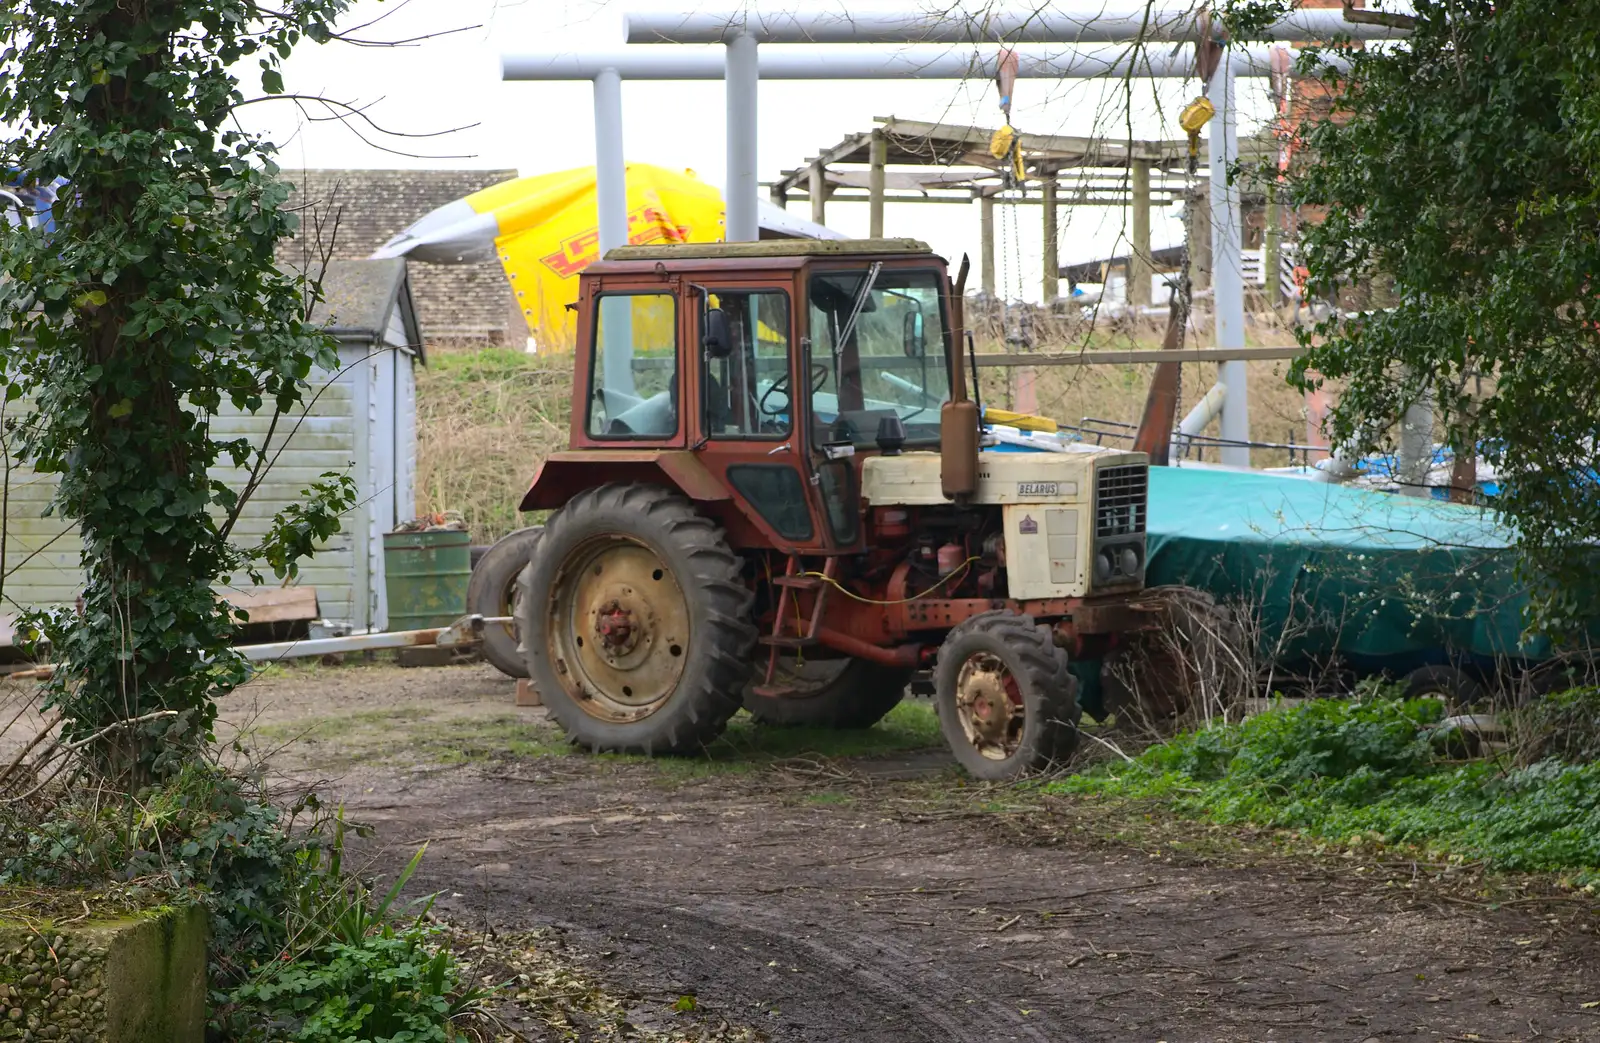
[277,169,521,343]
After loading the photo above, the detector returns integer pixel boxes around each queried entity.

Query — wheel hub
[548,538,689,721]
[595,599,639,654]
[954,652,1024,761]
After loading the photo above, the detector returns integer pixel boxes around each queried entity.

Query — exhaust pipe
[941,255,980,501]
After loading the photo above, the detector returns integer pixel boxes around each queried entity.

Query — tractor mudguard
[518,450,732,511]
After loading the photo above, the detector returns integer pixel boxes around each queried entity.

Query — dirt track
[231,663,1600,1042]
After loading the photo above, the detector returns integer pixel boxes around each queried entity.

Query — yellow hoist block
[1179,96,1216,158]
[988,124,1027,183]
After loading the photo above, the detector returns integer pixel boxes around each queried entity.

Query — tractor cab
[522,239,964,554]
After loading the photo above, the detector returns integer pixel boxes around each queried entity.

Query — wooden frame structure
[767,116,1275,308]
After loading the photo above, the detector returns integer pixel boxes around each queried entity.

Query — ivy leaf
[107,398,133,418]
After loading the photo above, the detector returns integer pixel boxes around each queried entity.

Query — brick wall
[277,169,522,345]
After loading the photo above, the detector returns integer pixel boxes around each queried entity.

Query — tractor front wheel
[743,658,911,728]
[933,612,1080,780]
[517,483,756,754]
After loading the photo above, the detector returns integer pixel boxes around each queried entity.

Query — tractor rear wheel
[933,612,1080,780]
[742,658,911,728]
[467,525,542,678]
[517,483,756,754]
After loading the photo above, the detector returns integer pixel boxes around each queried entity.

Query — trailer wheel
[467,526,543,678]
[1401,664,1489,711]
[743,658,911,728]
[933,612,1080,780]
[517,483,756,755]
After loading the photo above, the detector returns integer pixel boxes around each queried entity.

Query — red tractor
[500,238,1154,779]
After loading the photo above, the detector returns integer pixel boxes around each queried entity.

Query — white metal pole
[1209,52,1249,468]
[725,31,759,241]
[501,46,1294,82]
[593,66,627,256]
[624,7,1410,44]
[593,66,635,392]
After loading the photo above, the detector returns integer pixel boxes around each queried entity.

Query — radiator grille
[1095,464,1148,538]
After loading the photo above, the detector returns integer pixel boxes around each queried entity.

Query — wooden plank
[223,585,320,624]
[972,347,1304,368]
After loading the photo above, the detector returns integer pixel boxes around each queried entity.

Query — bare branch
[231,93,478,140]
[1343,1,1418,30]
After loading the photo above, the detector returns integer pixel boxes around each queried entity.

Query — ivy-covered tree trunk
[0,0,356,780]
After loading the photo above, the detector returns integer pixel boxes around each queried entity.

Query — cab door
[689,281,833,552]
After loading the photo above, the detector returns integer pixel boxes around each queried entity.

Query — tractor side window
[704,289,791,438]
[587,292,679,439]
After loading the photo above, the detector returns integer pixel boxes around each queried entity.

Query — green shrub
[0,768,489,1040]
[227,924,476,1043]
[1053,696,1600,877]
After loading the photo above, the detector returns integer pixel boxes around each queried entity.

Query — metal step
[758,635,819,649]
[773,574,825,590]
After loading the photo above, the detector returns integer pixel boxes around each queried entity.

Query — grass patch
[1049,696,1600,881]
[254,707,567,766]
[252,700,942,775]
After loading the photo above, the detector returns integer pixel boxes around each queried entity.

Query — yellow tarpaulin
[468,164,726,351]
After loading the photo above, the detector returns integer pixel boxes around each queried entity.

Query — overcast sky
[235,0,1282,302]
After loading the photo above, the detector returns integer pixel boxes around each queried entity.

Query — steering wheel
[759,363,831,416]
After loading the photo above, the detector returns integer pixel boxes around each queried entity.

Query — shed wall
[1,342,413,633]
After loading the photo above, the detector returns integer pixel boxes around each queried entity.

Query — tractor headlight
[1095,550,1113,584]
[1120,546,1141,576]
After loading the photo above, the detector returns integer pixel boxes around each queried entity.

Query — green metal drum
[383,529,472,631]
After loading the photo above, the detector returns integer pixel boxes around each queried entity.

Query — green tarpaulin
[1143,467,1540,667]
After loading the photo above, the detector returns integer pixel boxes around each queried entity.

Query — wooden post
[868,130,887,238]
[1129,159,1153,308]
[769,183,788,207]
[1186,187,1212,293]
[1041,175,1059,304]
[980,194,996,296]
[1264,184,1282,307]
[808,162,827,226]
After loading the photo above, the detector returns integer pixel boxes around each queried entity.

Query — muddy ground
[226,660,1600,1042]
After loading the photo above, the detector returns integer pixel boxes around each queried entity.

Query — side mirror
[902,310,926,357]
[703,308,733,359]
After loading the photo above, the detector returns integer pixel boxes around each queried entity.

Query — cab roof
[603,237,933,263]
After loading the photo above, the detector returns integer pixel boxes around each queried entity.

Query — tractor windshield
[807,268,951,448]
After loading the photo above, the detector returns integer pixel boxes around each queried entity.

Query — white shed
[1,259,422,646]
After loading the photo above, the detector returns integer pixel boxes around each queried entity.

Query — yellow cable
[799,557,982,606]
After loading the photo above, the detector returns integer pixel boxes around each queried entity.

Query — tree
[1230,1,1600,633]
[0,0,358,779]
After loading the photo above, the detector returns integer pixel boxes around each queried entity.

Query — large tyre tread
[934,611,1081,778]
[518,483,757,756]
[743,659,912,729]
[468,526,543,679]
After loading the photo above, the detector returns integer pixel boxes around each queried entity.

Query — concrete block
[0,901,207,1042]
